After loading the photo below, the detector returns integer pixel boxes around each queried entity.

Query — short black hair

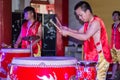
[24,6,36,19]
[112,11,120,17]
[74,1,93,13]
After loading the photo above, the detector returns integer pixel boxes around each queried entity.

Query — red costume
[84,16,112,63]
[111,23,120,49]
[21,21,42,56]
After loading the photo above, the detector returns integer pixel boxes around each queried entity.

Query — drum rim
[11,57,77,66]
[77,60,97,66]
[1,49,30,53]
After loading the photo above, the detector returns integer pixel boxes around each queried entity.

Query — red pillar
[55,0,68,56]
[0,0,12,48]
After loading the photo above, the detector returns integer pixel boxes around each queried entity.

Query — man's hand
[62,26,69,30]
[59,28,69,37]
[14,43,18,48]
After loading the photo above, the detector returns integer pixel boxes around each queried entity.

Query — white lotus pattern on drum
[37,72,57,80]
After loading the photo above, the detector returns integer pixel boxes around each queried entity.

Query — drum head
[11,57,77,66]
[1,49,30,53]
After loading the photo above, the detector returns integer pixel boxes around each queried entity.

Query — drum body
[76,61,97,80]
[0,49,30,78]
[9,57,77,80]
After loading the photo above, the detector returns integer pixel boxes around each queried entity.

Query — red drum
[76,61,97,80]
[0,49,30,78]
[9,57,77,80]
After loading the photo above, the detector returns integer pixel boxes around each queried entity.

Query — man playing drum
[59,1,112,80]
[14,6,42,57]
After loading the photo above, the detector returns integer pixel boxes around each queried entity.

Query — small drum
[76,61,97,80]
[9,57,77,80]
[0,49,30,78]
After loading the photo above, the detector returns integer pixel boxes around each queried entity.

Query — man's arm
[36,24,42,39]
[62,25,84,33]
[61,20,100,41]
[14,32,22,48]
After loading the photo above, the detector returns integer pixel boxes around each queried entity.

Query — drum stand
[23,35,40,57]
[30,40,33,57]
[29,39,33,57]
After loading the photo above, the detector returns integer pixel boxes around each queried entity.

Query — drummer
[14,6,42,57]
[59,1,112,80]
[110,11,120,79]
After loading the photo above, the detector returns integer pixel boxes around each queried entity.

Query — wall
[69,0,82,30]
[25,0,31,7]
[12,0,31,12]
[12,0,19,12]
[69,0,83,45]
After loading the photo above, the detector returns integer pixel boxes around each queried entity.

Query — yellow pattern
[33,43,41,57]
[96,52,109,80]
[111,48,120,63]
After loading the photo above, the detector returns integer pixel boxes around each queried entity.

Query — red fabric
[1,52,30,78]
[0,0,12,47]
[55,0,68,56]
[10,66,76,80]
[56,30,64,56]
[21,21,42,54]
[84,16,112,63]
[111,23,120,49]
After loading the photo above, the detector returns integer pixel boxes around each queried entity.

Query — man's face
[112,13,120,22]
[24,11,34,20]
[75,7,89,22]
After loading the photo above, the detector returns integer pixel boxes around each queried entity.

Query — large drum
[0,49,31,78]
[76,61,97,80]
[9,57,77,80]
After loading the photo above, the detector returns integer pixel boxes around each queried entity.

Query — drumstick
[55,17,68,30]
[50,19,61,31]
[55,17,62,27]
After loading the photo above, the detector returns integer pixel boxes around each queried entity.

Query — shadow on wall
[69,0,83,45]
